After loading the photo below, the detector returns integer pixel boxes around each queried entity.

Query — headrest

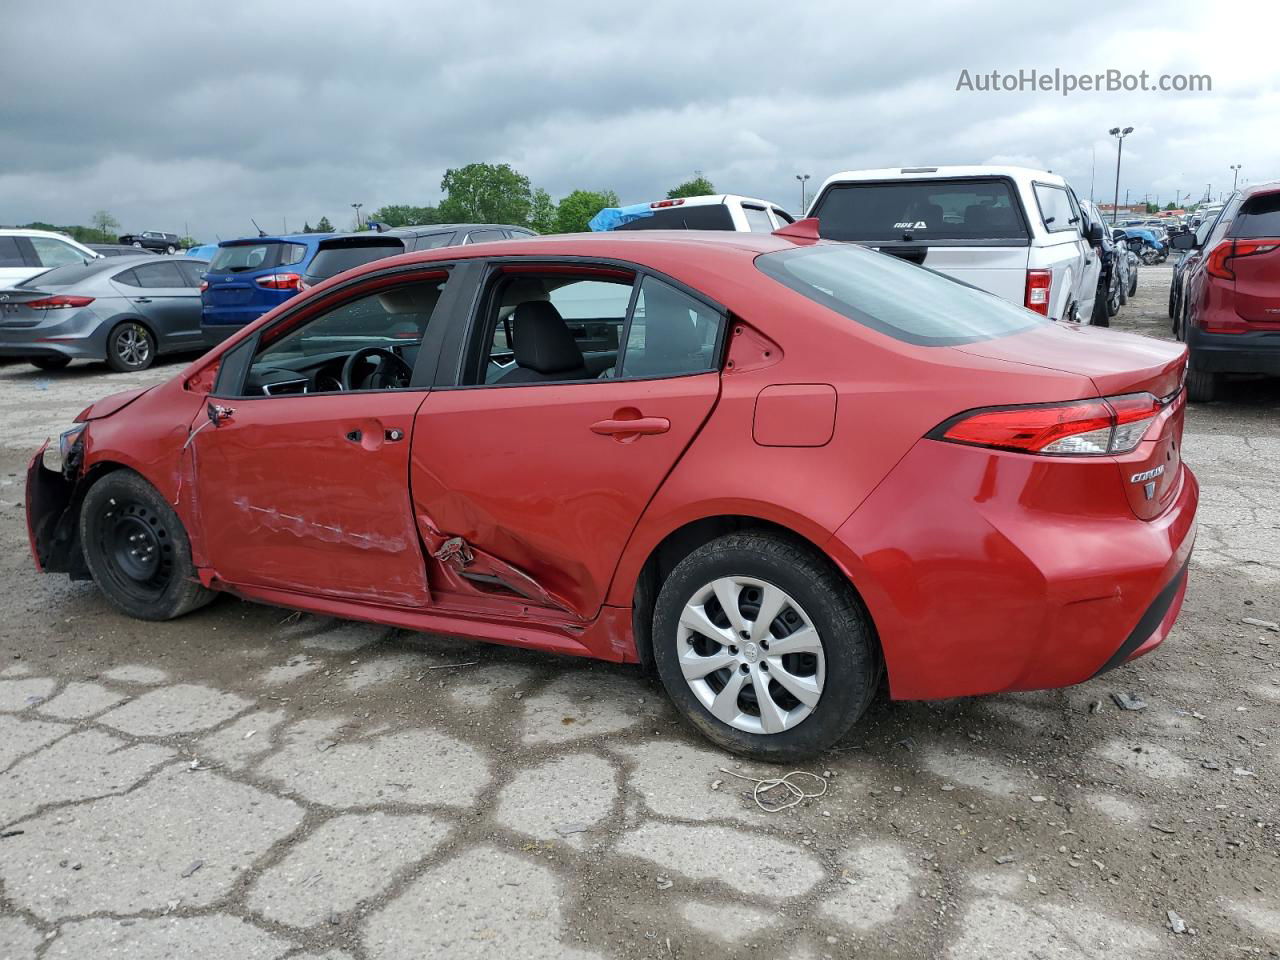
[512,301,583,374]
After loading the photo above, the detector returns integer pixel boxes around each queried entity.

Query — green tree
[528,188,556,234]
[554,189,620,234]
[369,204,440,228]
[439,163,532,225]
[1164,202,1177,211]
[667,175,715,199]
[315,216,334,233]
[302,221,314,233]
[90,210,120,242]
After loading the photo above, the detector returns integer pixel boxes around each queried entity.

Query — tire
[1088,291,1110,327]
[1106,277,1121,318]
[651,532,881,761]
[78,469,215,621]
[1119,274,1128,307]
[30,356,71,371]
[1186,367,1218,403]
[131,241,143,248]
[1167,281,1176,319]
[1128,266,1138,298]
[106,321,155,372]
[165,245,176,255]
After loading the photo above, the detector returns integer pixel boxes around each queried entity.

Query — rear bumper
[0,308,110,360]
[829,439,1198,700]
[1186,326,1280,375]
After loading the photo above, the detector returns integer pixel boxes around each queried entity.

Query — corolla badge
[1130,466,1165,484]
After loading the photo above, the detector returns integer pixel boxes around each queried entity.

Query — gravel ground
[1,266,1277,959]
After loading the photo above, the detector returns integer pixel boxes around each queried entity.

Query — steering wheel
[341,347,413,391]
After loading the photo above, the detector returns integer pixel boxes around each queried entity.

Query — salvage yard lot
[1,266,1277,959]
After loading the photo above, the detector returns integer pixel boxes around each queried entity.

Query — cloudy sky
[2,1,1275,240]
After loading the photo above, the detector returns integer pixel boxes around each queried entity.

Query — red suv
[26,226,1197,759]
[1174,182,1280,401]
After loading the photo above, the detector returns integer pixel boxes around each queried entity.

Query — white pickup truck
[807,166,1104,323]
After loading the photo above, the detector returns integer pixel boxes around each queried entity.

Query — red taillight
[650,198,686,208]
[199,280,208,293]
[25,295,94,310]
[254,273,303,291]
[1206,239,1279,280]
[1024,269,1052,315]
[936,393,1162,456]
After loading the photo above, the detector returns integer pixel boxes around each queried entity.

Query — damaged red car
[26,224,1198,758]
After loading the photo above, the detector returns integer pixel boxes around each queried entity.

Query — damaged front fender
[25,445,89,578]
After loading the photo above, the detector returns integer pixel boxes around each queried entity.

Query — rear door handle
[590,416,670,438]
[133,297,152,303]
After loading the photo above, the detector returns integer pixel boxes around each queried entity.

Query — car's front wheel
[106,321,154,372]
[165,245,176,255]
[652,532,880,760]
[79,470,215,621]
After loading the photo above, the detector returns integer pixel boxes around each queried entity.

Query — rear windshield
[305,240,404,282]
[756,243,1043,346]
[209,242,306,274]
[16,260,112,288]
[615,205,735,231]
[1230,193,1280,238]
[812,178,1029,242]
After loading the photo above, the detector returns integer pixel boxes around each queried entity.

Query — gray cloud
[1,0,1272,239]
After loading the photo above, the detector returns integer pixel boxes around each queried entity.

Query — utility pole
[1108,126,1133,224]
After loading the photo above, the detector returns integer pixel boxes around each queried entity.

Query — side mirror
[1085,222,1105,244]
[1111,229,1127,242]
[1170,232,1196,251]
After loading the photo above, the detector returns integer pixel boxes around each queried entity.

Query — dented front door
[192,391,431,605]
[409,374,720,620]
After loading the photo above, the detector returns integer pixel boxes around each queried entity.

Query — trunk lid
[955,321,1186,399]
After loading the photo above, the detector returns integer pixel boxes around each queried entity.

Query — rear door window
[465,230,507,245]
[811,179,1029,242]
[1032,184,1078,233]
[132,261,188,289]
[208,242,305,274]
[0,236,27,267]
[1229,193,1280,238]
[757,243,1043,346]
[620,277,723,378]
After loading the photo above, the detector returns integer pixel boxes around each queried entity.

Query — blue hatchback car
[200,234,331,343]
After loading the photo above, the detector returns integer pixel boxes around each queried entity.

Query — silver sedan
[0,255,208,372]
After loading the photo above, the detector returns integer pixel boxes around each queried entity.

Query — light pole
[1108,126,1133,224]
[795,174,811,214]
[351,202,363,230]
[1230,164,1242,193]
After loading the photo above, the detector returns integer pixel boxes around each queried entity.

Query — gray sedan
[0,255,207,372]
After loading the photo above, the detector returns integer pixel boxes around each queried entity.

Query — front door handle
[133,297,153,303]
[590,416,671,440]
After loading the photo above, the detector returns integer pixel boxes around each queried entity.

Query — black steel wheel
[79,470,215,620]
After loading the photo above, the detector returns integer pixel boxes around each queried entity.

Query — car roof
[330,224,532,240]
[1241,180,1280,199]
[0,227,93,243]
[628,195,780,209]
[219,234,330,247]
[816,165,1069,189]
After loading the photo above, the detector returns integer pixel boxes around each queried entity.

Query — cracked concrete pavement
[1,267,1277,958]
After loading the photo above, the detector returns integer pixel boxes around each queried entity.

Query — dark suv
[301,224,536,287]
[1172,181,1280,401]
[117,231,181,254]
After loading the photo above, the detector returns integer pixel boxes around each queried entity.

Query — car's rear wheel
[79,470,215,621]
[131,241,142,248]
[30,356,71,371]
[1128,265,1139,297]
[652,532,880,760]
[106,321,154,372]
[165,245,176,255]
[1089,290,1111,327]
[1186,366,1218,403]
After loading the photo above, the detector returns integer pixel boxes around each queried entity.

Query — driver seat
[498,301,590,383]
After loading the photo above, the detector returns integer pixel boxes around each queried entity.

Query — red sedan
[27,223,1197,758]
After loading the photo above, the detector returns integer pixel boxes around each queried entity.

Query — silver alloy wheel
[116,325,150,367]
[678,576,825,735]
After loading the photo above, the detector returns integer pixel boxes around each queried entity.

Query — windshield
[756,243,1044,346]
[209,242,306,274]
[812,178,1029,242]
